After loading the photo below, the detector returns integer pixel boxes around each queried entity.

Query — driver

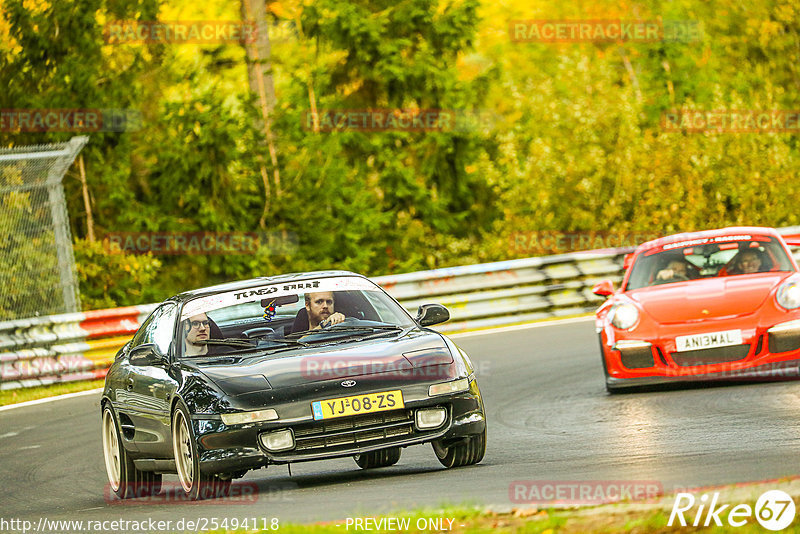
[654,258,691,283]
[305,291,346,329]
[731,249,763,274]
[183,313,211,356]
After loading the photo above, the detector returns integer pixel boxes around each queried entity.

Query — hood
[189,329,452,395]
[630,273,790,323]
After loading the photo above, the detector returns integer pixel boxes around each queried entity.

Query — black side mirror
[415,304,450,327]
[129,343,167,367]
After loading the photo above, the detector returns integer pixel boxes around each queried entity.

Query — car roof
[171,270,366,301]
[634,226,782,253]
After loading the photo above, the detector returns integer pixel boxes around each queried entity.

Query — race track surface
[3,317,800,525]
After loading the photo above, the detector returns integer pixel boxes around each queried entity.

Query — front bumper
[606,358,800,389]
[191,378,485,475]
[600,316,800,386]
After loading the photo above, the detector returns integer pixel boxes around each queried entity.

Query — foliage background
[1,0,798,309]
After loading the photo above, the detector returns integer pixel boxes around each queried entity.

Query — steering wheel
[651,274,689,285]
[241,327,275,339]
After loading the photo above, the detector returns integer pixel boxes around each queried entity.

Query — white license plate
[675,330,743,352]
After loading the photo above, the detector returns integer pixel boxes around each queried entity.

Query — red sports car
[593,227,800,392]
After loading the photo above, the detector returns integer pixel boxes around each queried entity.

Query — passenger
[305,291,346,329]
[184,313,211,356]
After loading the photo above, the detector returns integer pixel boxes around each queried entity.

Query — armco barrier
[2,226,800,391]
[0,305,156,390]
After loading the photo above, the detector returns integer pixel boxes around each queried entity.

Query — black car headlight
[428,377,470,397]
[777,280,800,310]
[415,407,447,430]
[220,408,279,426]
[259,429,295,452]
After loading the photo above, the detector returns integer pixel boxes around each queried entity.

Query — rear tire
[353,447,401,469]
[172,402,231,500]
[102,404,161,499]
[432,428,486,468]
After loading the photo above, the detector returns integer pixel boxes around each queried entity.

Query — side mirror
[592,280,615,297]
[415,304,450,327]
[129,343,167,367]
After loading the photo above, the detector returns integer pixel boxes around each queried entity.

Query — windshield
[625,234,794,291]
[178,276,414,358]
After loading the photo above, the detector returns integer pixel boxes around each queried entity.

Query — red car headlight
[610,302,640,330]
[777,280,800,310]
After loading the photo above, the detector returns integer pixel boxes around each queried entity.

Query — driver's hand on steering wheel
[656,269,676,280]
[319,312,346,328]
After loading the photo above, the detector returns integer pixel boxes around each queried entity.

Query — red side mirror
[592,280,615,297]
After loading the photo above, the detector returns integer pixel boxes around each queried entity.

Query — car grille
[671,344,751,367]
[619,346,655,369]
[769,333,800,353]
[290,409,421,452]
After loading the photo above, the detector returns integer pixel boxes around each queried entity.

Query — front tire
[102,404,161,499]
[353,447,401,469]
[432,428,486,468]
[599,335,622,394]
[172,402,231,500]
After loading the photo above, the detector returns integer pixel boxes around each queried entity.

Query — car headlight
[610,303,640,330]
[220,408,279,426]
[777,280,800,310]
[429,377,470,397]
[259,429,295,452]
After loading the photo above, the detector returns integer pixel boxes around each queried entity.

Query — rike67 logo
[669,490,796,530]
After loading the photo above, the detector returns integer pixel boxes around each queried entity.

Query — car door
[125,302,180,457]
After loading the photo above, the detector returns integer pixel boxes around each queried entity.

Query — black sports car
[101,271,486,500]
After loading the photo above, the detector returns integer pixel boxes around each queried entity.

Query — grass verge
[206,497,799,533]
[0,378,104,406]
[206,478,800,533]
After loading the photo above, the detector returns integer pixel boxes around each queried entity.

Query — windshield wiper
[259,337,309,347]
[200,337,310,350]
[333,323,401,329]
[286,324,401,338]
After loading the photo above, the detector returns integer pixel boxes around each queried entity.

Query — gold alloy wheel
[172,410,194,493]
[102,408,121,491]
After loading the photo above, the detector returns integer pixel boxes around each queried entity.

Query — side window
[131,303,178,355]
[130,310,157,347]
[151,303,178,355]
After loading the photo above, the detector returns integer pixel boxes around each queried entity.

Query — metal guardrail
[373,251,626,332]
[2,226,800,390]
[0,305,156,391]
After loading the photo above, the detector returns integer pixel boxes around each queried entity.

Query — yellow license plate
[311,390,404,420]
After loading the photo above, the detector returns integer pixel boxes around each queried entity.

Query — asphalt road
[3,317,800,527]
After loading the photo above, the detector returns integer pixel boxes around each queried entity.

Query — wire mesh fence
[0,136,88,320]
